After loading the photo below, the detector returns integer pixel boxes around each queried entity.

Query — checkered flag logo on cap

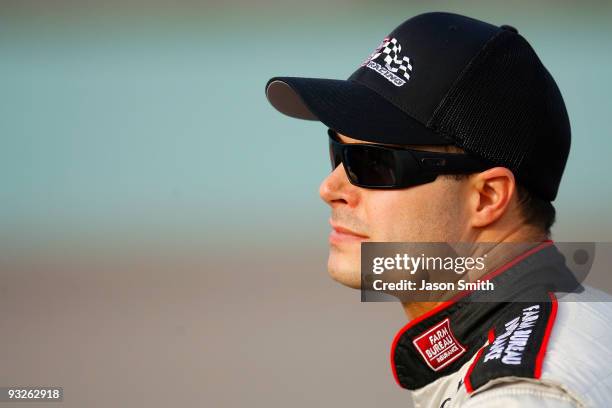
[370,37,413,81]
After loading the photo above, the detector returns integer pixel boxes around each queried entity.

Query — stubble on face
[326,175,467,290]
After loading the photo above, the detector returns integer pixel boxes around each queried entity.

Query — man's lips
[329,219,369,244]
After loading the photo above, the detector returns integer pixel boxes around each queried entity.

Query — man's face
[319,132,471,289]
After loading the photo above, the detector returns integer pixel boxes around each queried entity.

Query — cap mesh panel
[429,31,547,171]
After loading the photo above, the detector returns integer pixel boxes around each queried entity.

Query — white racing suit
[390,242,612,407]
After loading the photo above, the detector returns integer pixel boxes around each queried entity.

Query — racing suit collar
[390,241,581,390]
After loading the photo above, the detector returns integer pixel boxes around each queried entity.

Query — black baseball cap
[264,12,570,201]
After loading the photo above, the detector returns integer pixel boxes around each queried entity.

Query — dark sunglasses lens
[329,140,342,170]
[344,145,401,187]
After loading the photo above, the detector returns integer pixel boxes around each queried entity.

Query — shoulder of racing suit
[390,243,612,408]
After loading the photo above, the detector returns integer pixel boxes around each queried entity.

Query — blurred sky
[1,0,612,258]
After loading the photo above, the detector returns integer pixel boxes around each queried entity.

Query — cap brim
[265,76,450,145]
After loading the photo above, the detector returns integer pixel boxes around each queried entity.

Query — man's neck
[401,225,549,320]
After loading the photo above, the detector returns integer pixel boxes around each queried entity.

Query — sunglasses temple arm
[416,152,491,174]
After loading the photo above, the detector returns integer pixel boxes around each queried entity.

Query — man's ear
[468,167,516,228]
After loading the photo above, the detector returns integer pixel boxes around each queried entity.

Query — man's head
[320,132,550,288]
[264,12,570,288]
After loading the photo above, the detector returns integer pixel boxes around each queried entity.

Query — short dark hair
[514,183,556,235]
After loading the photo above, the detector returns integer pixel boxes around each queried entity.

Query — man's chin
[327,256,361,289]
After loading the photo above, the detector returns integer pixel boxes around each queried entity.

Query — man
[264,12,612,407]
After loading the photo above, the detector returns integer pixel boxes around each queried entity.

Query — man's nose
[319,164,361,208]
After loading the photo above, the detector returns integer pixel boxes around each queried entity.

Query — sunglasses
[328,129,490,189]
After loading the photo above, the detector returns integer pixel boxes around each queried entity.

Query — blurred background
[1,1,611,407]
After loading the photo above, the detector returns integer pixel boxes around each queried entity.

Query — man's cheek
[371,221,403,242]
